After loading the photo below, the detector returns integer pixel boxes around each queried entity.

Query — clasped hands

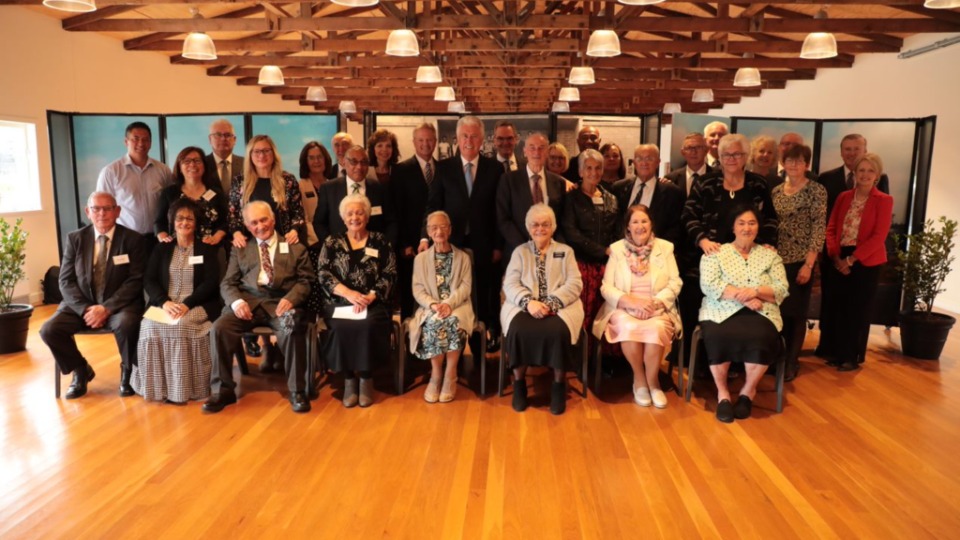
[526,299,554,319]
[430,302,453,319]
[340,287,376,314]
[620,295,661,320]
[731,286,763,311]
[833,256,853,276]
[232,298,295,320]
[162,300,189,320]
[82,305,110,328]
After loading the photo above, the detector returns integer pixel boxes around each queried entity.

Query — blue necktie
[464,162,474,196]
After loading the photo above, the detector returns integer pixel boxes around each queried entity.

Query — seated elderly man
[41,191,145,399]
[203,201,314,414]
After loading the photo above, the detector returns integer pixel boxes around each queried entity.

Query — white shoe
[634,386,652,407]
[424,377,440,403]
[439,376,457,403]
[650,388,668,409]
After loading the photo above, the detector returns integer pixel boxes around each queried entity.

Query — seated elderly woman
[699,204,788,423]
[317,193,397,408]
[132,198,223,403]
[408,211,475,403]
[592,205,682,409]
[501,203,584,415]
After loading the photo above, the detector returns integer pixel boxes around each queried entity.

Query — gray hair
[718,133,749,157]
[86,191,117,208]
[633,143,660,156]
[703,121,729,136]
[242,200,275,221]
[338,193,372,220]
[578,148,603,172]
[524,203,557,234]
[456,116,485,139]
[426,210,451,226]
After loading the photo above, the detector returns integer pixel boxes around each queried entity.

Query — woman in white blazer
[408,211,475,403]
[592,205,682,409]
[501,204,584,415]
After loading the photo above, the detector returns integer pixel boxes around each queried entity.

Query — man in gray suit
[204,118,244,196]
[203,201,314,414]
[40,192,145,399]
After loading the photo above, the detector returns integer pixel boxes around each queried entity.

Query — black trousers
[821,248,882,364]
[781,261,813,371]
[817,250,838,357]
[678,271,705,370]
[40,307,140,374]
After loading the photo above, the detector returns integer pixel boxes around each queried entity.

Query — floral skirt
[415,315,467,360]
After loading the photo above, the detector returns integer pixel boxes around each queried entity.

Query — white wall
[710,33,960,312]
[0,7,305,304]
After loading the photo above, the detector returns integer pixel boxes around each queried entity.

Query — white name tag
[279,243,290,254]
[592,196,604,205]
[113,254,130,265]
[365,247,379,258]
[202,190,216,201]
[371,206,383,216]
[188,255,204,265]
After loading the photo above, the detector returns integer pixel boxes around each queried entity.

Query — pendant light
[800,9,838,59]
[181,8,217,61]
[692,89,714,103]
[416,66,443,83]
[331,0,378,6]
[552,102,571,113]
[587,30,621,57]
[558,87,580,102]
[447,101,466,113]
[434,87,456,101]
[258,65,284,86]
[662,103,682,114]
[42,0,96,12]
[386,29,419,57]
[924,0,960,7]
[306,87,327,102]
[568,66,596,85]
[618,0,665,4]
[733,53,761,87]
[339,101,357,114]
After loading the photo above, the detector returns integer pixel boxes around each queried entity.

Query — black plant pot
[899,311,956,360]
[0,304,34,354]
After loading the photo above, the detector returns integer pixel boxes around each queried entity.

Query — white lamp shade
[339,101,357,114]
[568,67,596,85]
[182,32,217,60]
[618,0,666,4]
[258,65,285,86]
[733,67,761,87]
[306,87,327,102]
[587,30,621,57]
[558,87,580,102]
[434,86,456,101]
[447,101,466,113]
[800,32,838,59]
[692,89,714,103]
[42,0,96,12]
[924,0,960,7]
[416,66,443,84]
[331,0,379,6]
[385,29,419,57]
[552,102,571,113]
[662,102,682,114]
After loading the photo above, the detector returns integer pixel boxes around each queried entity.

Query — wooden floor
[2,305,960,539]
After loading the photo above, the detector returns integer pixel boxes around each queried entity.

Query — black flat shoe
[65,363,96,400]
[837,361,861,372]
[202,392,237,413]
[733,395,753,419]
[486,334,501,353]
[825,359,841,367]
[119,366,135,397]
[243,336,262,357]
[512,379,528,412]
[716,399,734,423]
[289,391,311,413]
[550,381,566,415]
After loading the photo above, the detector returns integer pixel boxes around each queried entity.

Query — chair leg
[579,331,588,398]
[593,339,603,395]
[685,326,701,403]
[55,363,61,399]
[675,336,685,397]
[478,324,487,396]
[235,348,250,376]
[392,320,403,395]
[776,337,786,413]
[498,333,506,397]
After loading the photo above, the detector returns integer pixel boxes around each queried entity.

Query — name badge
[113,254,130,265]
[591,196,604,205]
[365,247,379,258]
[552,252,566,259]
[371,206,383,216]
[188,255,204,265]
[202,190,216,201]
[279,243,290,254]
[305,191,316,198]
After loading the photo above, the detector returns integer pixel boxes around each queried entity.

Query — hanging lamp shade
[662,102,682,114]
[416,66,443,83]
[331,0,378,6]
[587,30,621,57]
[552,102,571,113]
[447,101,466,113]
[385,29,419,56]
[558,87,580,102]
[692,89,714,103]
[182,32,217,60]
[339,101,357,114]
[434,86,456,101]
[258,65,284,86]
[924,0,960,7]
[800,9,838,59]
[306,87,327,102]
[568,66,596,85]
[733,67,761,87]
[42,0,96,12]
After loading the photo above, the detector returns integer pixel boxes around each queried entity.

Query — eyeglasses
[427,224,451,232]
[682,145,707,152]
[251,148,273,156]
[181,158,203,165]
[529,221,553,230]
[210,132,235,139]
[720,152,747,160]
[174,216,196,223]
[783,158,806,166]
[88,205,116,213]
[345,158,370,166]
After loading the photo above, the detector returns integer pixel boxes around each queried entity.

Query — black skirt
[505,312,573,370]
[322,303,392,373]
[701,308,781,366]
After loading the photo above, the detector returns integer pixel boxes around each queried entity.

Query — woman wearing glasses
[155,146,229,247]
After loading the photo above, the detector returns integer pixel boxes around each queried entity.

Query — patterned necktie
[351,182,361,195]
[531,174,544,204]
[846,171,854,189]
[220,159,229,183]
[503,160,511,174]
[464,162,474,196]
[260,241,274,285]
[94,234,108,303]
[424,161,434,185]
[631,180,647,208]
[689,172,700,195]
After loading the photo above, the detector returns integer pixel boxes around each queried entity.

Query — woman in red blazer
[821,153,894,371]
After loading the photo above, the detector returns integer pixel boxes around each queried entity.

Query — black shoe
[486,333,501,353]
[837,361,860,372]
[512,379,528,412]
[733,395,753,419]
[814,345,833,358]
[784,363,799,382]
[716,399,735,423]
[65,363,95,400]
[550,381,566,415]
[825,359,841,367]
[202,391,237,413]
[289,391,311,413]
[244,335,262,357]
[119,366,135,397]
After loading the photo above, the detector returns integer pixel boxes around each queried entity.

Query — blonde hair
[242,135,288,211]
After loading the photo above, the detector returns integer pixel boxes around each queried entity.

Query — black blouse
[560,187,619,264]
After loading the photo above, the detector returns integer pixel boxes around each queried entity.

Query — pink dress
[604,272,674,348]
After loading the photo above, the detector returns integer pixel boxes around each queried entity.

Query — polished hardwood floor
[2,305,959,539]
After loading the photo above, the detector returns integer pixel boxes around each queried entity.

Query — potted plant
[0,217,32,354]
[893,216,957,360]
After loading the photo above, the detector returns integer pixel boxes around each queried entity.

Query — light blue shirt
[95,154,173,235]
[699,243,789,331]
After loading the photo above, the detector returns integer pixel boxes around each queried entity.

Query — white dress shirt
[628,176,656,208]
[685,164,708,195]
[527,165,548,202]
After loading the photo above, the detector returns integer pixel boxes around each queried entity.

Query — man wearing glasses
[41,192,146,399]
[665,133,711,196]
[613,144,684,245]
[204,119,244,195]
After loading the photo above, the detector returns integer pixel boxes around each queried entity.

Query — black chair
[398,317,487,396]
[684,325,786,413]
[316,315,404,395]
[592,334,685,396]
[497,327,589,398]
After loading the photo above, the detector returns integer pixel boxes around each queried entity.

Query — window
[0,119,41,213]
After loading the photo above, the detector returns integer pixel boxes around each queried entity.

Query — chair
[497,327,589,398]
[398,318,487,396]
[316,315,404,395]
[237,322,321,397]
[683,325,786,413]
[592,334,685,396]
[54,328,110,398]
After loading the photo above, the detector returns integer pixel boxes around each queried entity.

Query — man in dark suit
[563,125,601,184]
[665,133,711,196]
[422,116,504,347]
[703,121,729,171]
[40,192,145,399]
[203,118,244,195]
[204,201,314,414]
[613,144,685,246]
[391,122,437,318]
[314,145,397,248]
[493,121,525,174]
[497,132,566,260]
[325,132,353,180]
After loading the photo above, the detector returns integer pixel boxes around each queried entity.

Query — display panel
[165,114,246,168]
[250,114,339,177]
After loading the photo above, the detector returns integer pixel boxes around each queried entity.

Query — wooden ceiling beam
[0,0,936,5]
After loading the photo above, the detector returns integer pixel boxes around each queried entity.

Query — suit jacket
[144,241,223,320]
[592,238,682,340]
[221,236,312,316]
[57,224,145,317]
[425,155,503,261]
[825,187,894,267]
[204,153,244,196]
[325,163,342,180]
[407,246,476,353]
[665,166,711,197]
[390,156,432,252]
[495,156,527,175]
[496,168,566,258]
[611,176,686,246]
[563,156,582,184]
[313,177,398,248]
[817,166,890,220]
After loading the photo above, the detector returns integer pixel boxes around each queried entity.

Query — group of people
[41,116,893,423]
